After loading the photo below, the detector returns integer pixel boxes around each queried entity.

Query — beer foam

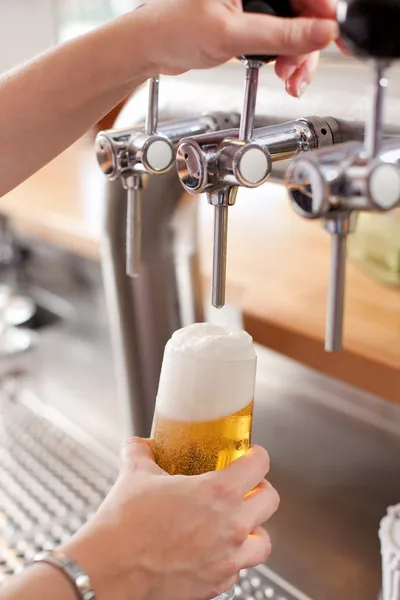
[155,323,257,422]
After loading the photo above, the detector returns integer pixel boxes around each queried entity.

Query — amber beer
[151,323,257,477]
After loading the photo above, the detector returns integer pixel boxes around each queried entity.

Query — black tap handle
[241,0,295,62]
[338,0,400,60]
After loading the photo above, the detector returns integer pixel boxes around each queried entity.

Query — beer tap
[286,0,400,351]
[176,0,295,309]
[95,80,240,277]
[96,76,173,277]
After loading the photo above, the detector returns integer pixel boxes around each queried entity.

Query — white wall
[0,0,57,74]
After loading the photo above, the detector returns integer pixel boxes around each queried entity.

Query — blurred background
[0,2,399,600]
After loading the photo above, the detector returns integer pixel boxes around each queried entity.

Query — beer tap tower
[286,0,400,351]
[95,81,239,276]
[94,0,400,437]
[176,0,342,309]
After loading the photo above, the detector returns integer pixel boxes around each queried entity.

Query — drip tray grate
[0,389,312,600]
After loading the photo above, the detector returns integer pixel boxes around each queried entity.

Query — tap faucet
[185,0,296,309]
[286,0,400,352]
[95,77,239,278]
[96,76,173,277]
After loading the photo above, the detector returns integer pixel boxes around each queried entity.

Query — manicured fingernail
[311,20,339,48]
[297,80,308,98]
[279,65,297,81]
[285,80,295,98]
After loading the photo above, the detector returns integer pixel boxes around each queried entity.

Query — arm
[0,0,338,198]
[0,13,150,197]
[1,439,278,600]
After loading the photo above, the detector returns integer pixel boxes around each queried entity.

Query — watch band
[32,550,95,600]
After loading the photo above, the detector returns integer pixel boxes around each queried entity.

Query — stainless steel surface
[101,173,184,437]
[2,344,400,599]
[0,240,122,450]
[100,55,395,441]
[324,224,348,352]
[176,117,343,195]
[3,49,400,600]
[118,75,173,278]
[239,61,263,142]
[0,367,316,600]
[286,138,400,216]
[365,63,388,159]
[287,132,400,353]
[99,112,242,437]
[96,111,238,282]
[252,346,400,600]
[207,58,262,310]
[285,37,400,353]
[1,371,309,600]
[176,113,344,311]
[125,175,143,278]
[145,75,160,136]
[212,203,229,310]
[96,98,226,281]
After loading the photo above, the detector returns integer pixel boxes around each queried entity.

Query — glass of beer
[151,322,257,600]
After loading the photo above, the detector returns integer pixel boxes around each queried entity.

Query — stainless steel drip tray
[1,346,399,599]
[0,386,311,600]
[252,345,400,600]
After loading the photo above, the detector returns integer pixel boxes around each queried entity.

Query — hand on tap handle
[286,0,400,353]
[241,0,294,63]
[138,0,338,98]
[0,0,339,197]
[210,0,299,308]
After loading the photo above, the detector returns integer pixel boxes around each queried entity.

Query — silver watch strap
[33,550,95,600]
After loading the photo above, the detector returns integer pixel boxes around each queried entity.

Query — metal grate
[0,389,312,600]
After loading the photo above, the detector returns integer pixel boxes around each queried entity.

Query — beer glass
[151,323,257,600]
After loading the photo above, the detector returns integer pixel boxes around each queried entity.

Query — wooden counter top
[1,141,399,403]
[0,137,102,261]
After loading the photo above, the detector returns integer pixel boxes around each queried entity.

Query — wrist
[105,6,160,87]
[60,521,147,600]
[1,563,77,600]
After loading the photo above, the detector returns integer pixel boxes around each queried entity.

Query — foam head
[155,323,257,422]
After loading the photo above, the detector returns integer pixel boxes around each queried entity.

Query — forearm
[1,563,76,600]
[0,10,154,197]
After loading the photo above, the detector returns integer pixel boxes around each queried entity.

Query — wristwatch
[32,551,95,600]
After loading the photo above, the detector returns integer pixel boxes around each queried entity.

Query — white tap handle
[379,505,400,600]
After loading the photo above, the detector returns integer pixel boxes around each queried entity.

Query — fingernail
[297,80,308,98]
[279,65,297,81]
[311,20,339,48]
[285,79,295,97]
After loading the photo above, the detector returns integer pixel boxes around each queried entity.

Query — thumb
[119,436,164,475]
[229,14,338,57]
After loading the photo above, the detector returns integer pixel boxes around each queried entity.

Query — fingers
[276,50,319,97]
[228,13,338,57]
[240,479,280,530]
[336,37,352,56]
[119,437,164,475]
[235,526,272,569]
[214,445,270,497]
[275,53,309,81]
